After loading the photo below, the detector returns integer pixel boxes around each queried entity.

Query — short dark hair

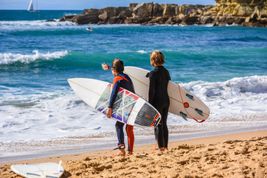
[112,58,124,73]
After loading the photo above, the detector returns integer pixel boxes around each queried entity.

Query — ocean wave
[182,75,267,119]
[0,50,68,65]
[0,20,77,30]
[216,36,267,42]
[0,91,115,142]
[183,75,267,96]
[136,50,148,54]
[0,75,267,144]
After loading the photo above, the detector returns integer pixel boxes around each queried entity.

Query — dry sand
[1,130,267,178]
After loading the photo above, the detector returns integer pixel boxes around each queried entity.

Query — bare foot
[119,149,126,157]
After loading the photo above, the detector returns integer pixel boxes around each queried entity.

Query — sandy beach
[1,130,266,178]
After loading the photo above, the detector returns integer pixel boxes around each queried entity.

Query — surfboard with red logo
[124,66,210,123]
[68,78,161,127]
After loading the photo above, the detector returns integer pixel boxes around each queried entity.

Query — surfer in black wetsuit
[102,59,135,156]
[147,51,171,152]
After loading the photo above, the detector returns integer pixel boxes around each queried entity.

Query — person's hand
[107,108,112,118]
[102,63,110,71]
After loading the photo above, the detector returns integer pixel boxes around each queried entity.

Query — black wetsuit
[147,66,171,148]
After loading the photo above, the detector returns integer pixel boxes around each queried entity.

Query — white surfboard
[124,66,210,123]
[68,78,161,127]
[11,162,64,178]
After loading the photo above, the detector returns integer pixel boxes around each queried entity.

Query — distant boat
[27,0,34,12]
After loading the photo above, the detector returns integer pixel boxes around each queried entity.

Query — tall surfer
[147,51,171,152]
[102,59,135,156]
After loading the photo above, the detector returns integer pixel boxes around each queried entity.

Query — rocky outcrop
[60,1,267,27]
[206,0,267,26]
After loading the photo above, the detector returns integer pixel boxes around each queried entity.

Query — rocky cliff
[60,1,267,27]
[207,0,267,26]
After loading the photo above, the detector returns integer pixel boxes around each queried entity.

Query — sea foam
[136,50,148,54]
[0,75,266,143]
[0,50,68,65]
[0,20,76,30]
[182,75,267,121]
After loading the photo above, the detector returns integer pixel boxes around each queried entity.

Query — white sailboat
[27,0,34,12]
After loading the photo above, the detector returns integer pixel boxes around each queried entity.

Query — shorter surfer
[102,59,135,156]
[147,51,171,152]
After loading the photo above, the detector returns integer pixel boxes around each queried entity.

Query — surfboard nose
[67,78,78,84]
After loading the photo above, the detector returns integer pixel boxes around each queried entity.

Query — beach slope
[1,131,266,178]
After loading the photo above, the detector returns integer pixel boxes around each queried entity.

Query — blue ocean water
[0,10,267,154]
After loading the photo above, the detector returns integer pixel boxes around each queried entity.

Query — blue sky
[0,0,215,10]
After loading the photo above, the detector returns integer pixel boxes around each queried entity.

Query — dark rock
[83,9,99,15]
[183,15,199,25]
[133,3,154,18]
[98,7,130,23]
[259,18,267,25]
[225,16,236,25]
[234,17,246,24]
[118,9,132,18]
[200,16,215,24]
[152,3,164,17]
[69,9,100,24]
[165,17,175,24]
[129,3,138,11]
[162,4,176,17]
[125,16,152,24]
[173,16,183,24]
[74,14,99,24]
[59,2,267,27]
[99,7,117,21]
[59,15,75,22]
[98,11,108,22]
[148,16,168,24]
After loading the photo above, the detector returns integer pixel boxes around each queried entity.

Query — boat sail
[27,0,34,12]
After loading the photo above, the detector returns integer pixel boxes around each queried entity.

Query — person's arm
[107,80,120,118]
[102,63,110,70]
[148,71,156,104]
[108,80,120,109]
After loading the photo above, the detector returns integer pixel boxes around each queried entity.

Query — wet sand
[1,130,267,178]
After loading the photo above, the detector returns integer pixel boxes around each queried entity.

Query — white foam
[0,90,115,143]
[0,50,68,65]
[0,75,267,147]
[136,50,148,54]
[0,20,77,30]
[181,75,267,121]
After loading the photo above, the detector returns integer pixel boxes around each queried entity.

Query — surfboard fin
[58,160,63,172]
[195,108,204,116]
[186,93,194,100]
[180,112,188,121]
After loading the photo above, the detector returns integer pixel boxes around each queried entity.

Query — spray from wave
[0,50,69,65]
[136,50,148,54]
[0,75,266,142]
[0,20,77,30]
[183,75,267,120]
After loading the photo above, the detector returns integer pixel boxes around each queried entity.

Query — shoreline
[1,128,266,165]
[1,130,266,177]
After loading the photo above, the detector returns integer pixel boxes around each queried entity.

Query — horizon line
[0,2,215,11]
